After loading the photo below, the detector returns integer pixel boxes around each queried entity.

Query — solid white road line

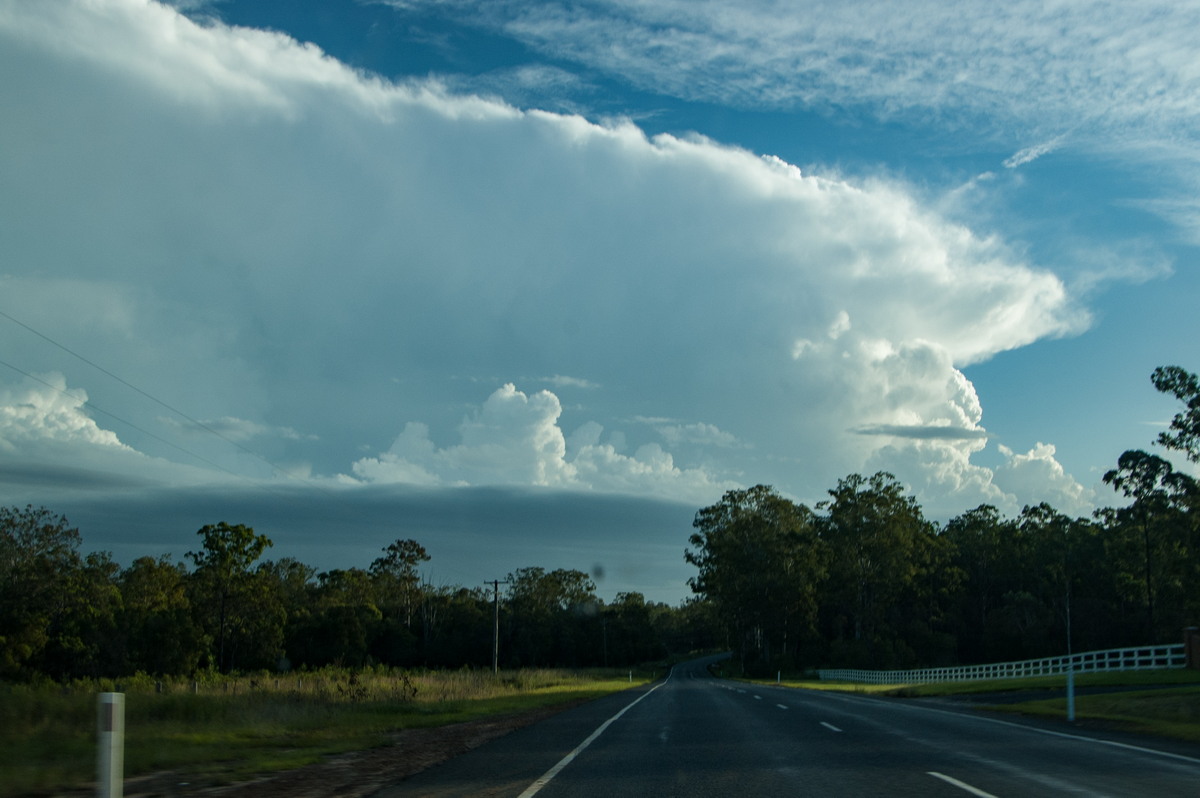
[820,722,842,733]
[927,771,1000,797]
[517,670,672,798]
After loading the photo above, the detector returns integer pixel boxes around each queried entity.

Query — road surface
[372,655,1200,797]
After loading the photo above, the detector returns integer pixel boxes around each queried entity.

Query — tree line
[2,366,1197,681]
[688,366,1200,674]
[0,509,718,681]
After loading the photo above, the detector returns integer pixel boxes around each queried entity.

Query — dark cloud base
[42,483,700,604]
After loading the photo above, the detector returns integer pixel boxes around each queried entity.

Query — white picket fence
[817,643,1187,685]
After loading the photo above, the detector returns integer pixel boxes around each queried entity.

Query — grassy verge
[982,685,1200,743]
[730,667,1200,744]
[0,667,658,797]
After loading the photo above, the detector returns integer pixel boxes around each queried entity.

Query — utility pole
[488,580,502,674]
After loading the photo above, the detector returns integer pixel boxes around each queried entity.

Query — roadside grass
[0,667,657,797]
[729,667,1200,744]
[982,686,1200,744]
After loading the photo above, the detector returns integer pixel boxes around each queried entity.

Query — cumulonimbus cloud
[0,1,1089,516]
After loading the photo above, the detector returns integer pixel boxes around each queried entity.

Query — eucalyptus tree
[1103,450,1196,643]
[1152,366,1200,462]
[370,538,430,628]
[0,506,95,678]
[504,566,598,666]
[817,473,959,668]
[687,485,828,672]
[186,522,279,672]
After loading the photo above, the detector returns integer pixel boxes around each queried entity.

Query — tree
[817,473,958,668]
[0,506,86,677]
[504,567,598,666]
[1103,450,1196,642]
[119,556,205,675]
[186,522,275,672]
[943,505,1017,663]
[1152,366,1200,462]
[687,485,828,672]
[370,538,430,627]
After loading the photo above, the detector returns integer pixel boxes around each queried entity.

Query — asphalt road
[373,656,1200,797]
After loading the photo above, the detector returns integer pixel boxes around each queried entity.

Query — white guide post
[97,692,125,798]
[1066,670,1076,722]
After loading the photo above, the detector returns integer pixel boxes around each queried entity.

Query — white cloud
[348,384,734,503]
[1004,136,1068,169]
[381,0,1200,238]
[992,442,1096,517]
[389,0,1200,138]
[0,373,128,452]
[160,415,316,442]
[654,421,740,449]
[0,2,1093,516]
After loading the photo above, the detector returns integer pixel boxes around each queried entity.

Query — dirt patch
[113,703,582,798]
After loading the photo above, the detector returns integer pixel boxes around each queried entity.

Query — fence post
[1186,628,1200,670]
[97,692,124,798]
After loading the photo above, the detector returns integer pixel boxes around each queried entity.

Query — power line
[0,308,312,483]
[0,357,251,481]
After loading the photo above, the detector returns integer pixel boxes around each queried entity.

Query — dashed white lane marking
[753,695,763,700]
[927,771,1000,798]
[820,722,842,733]
[776,704,788,710]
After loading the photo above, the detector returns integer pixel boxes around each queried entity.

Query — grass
[0,666,658,797]
[731,667,1200,744]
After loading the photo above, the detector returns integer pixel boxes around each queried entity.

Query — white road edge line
[517,669,672,797]
[820,721,842,733]
[815,689,1200,766]
[927,771,1000,798]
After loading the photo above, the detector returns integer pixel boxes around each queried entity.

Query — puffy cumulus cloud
[992,443,1096,517]
[348,384,735,504]
[0,373,128,452]
[0,2,1085,513]
[866,438,1008,519]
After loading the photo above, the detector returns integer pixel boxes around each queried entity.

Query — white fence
[817,643,1187,685]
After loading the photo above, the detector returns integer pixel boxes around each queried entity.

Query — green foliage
[187,522,279,672]
[687,485,828,673]
[1152,365,1200,462]
[816,472,959,669]
[1,366,1197,687]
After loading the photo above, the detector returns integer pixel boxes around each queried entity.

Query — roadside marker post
[97,692,124,798]
[1066,670,1076,722]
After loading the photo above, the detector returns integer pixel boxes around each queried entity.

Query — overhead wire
[0,356,252,482]
[0,308,316,485]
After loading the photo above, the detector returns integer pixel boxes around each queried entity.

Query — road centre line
[754,695,762,700]
[820,722,842,733]
[517,669,672,798]
[927,771,999,798]
[776,704,788,710]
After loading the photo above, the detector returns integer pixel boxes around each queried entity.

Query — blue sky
[1,0,1197,602]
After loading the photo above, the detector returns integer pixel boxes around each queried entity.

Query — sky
[1,0,1198,603]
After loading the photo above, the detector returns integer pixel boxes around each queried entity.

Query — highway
[373,656,1200,797]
